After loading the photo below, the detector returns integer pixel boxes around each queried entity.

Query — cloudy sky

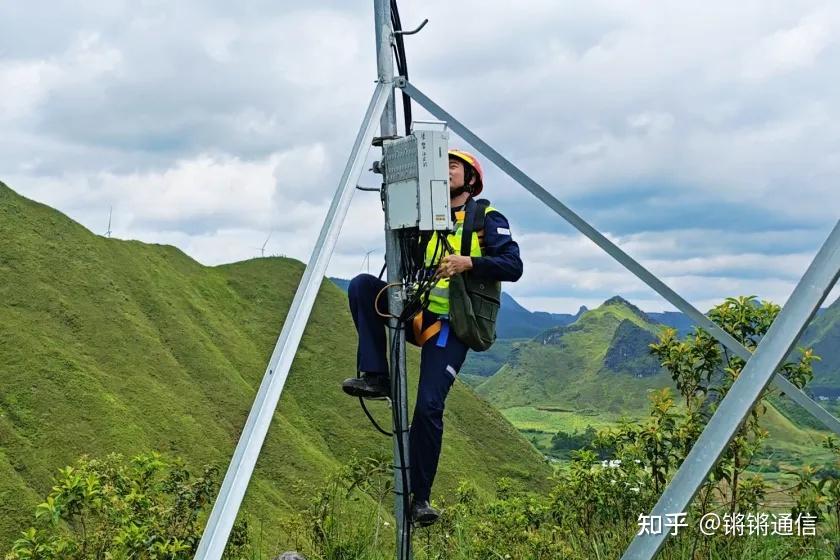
[2,0,839,313]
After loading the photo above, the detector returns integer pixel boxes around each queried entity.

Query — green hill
[475,296,672,414]
[0,182,551,553]
[476,294,838,470]
[800,295,840,395]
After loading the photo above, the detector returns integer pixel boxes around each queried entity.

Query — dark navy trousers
[348,273,469,502]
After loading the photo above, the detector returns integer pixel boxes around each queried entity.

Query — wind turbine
[256,232,272,258]
[105,206,113,238]
[361,249,375,273]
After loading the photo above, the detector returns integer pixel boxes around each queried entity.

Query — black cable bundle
[358,227,449,554]
[393,227,454,325]
[388,320,411,556]
[390,0,412,135]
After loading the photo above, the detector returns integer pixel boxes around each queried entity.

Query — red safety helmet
[448,149,484,196]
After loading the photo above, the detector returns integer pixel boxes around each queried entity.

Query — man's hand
[436,255,473,278]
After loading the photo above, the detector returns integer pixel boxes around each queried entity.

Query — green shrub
[4,453,251,560]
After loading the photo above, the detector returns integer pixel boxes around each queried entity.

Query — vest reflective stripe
[423,207,497,315]
[430,285,449,299]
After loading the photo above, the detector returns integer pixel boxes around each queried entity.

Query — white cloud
[740,8,835,83]
[505,229,830,312]
[0,60,57,120]
[7,147,389,270]
[0,32,121,122]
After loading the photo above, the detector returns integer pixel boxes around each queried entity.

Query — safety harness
[411,198,491,348]
[412,312,443,346]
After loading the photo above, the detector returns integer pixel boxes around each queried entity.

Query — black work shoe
[341,373,390,399]
[410,499,440,527]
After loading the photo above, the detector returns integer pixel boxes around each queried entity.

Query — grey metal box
[383,123,451,231]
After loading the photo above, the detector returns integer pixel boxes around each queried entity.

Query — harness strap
[460,198,490,256]
[436,317,450,348]
[412,311,442,346]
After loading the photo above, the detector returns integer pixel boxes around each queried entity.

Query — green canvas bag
[448,198,501,352]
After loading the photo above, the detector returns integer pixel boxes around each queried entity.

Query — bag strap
[459,198,490,256]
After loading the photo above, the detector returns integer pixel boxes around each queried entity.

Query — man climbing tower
[341,149,523,526]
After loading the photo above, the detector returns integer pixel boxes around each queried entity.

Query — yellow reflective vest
[423,206,497,315]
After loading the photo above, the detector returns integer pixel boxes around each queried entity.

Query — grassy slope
[800,296,840,391]
[459,338,528,379]
[0,183,550,551]
[475,298,672,413]
[752,401,835,484]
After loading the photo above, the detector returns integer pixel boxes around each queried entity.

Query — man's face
[449,158,466,191]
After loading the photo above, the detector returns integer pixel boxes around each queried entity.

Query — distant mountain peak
[603,295,632,307]
[601,296,654,324]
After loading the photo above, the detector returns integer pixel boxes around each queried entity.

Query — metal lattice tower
[193,4,840,559]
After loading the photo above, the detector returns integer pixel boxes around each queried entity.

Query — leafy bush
[4,453,251,560]
[549,425,598,458]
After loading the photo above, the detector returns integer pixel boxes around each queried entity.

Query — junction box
[382,121,451,232]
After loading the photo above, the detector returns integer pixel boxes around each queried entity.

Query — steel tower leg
[372,1,413,558]
[622,222,840,559]
[193,80,392,560]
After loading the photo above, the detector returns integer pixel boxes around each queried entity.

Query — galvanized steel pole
[374,1,413,558]
[397,79,840,437]
[622,221,840,560]
[193,81,391,560]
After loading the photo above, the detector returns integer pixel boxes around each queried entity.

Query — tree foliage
[4,453,251,560]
